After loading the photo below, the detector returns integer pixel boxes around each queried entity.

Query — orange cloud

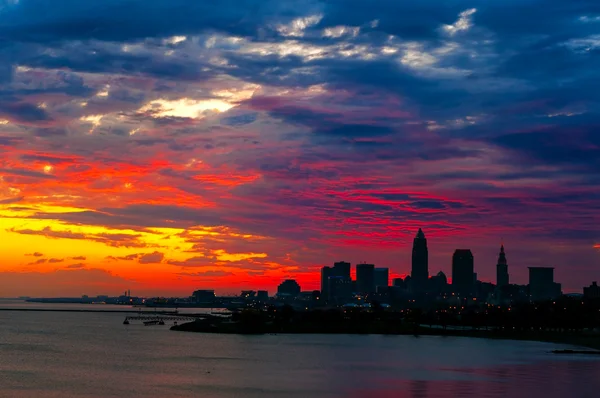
[9,226,150,248]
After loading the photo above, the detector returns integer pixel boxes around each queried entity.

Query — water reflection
[0,309,598,398]
[353,360,600,398]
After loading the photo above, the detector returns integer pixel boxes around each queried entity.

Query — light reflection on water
[0,308,598,398]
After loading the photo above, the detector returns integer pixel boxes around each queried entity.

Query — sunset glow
[1,0,599,297]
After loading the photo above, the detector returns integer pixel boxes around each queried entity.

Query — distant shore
[171,320,600,351]
[417,328,600,351]
[0,308,178,314]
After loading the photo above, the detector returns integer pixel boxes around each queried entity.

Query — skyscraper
[320,266,332,299]
[528,267,561,301]
[321,261,352,301]
[374,268,389,288]
[452,249,474,295]
[411,228,429,292]
[496,244,509,287]
[321,261,351,300]
[333,261,351,279]
[328,276,353,302]
[356,263,375,294]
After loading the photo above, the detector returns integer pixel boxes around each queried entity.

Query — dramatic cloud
[0,0,599,295]
[9,227,150,248]
[107,251,165,264]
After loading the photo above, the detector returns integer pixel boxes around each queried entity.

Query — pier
[124,315,203,323]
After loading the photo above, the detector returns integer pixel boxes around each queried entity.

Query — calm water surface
[0,306,599,398]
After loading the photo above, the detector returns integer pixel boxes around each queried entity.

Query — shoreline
[171,322,600,351]
[0,308,178,314]
[417,329,600,351]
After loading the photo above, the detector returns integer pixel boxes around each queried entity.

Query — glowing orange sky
[1,1,599,297]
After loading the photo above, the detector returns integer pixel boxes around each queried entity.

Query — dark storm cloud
[20,47,217,82]
[220,113,257,126]
[0,62,13,83]
[321,0,468,39]
[492,129,600,173]
[0,136,23,146]
[0,168,56,179]
[0,102,52,124]
[0,0,313,42]
[31,127,70,137]
[475,0,600,37]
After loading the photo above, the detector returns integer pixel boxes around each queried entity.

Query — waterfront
[0,306,599,398]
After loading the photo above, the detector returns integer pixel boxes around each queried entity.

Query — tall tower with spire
[496,244,509,287]
[411,228,429,291]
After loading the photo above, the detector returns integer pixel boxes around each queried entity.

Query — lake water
[0,305,599,398]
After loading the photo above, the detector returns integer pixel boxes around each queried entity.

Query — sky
[0,0,599,297]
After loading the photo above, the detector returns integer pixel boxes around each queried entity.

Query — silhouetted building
[429,271,448,294]
[496,244,509,287]
[411,228,429,292]
[257,290,269,301]
[192,289,215,303]
[491,283,530,306]
[277,279,301,297]
[584,282,600,299]
[374,268,389,288]
[297,291,319,303]
[356,263,375,294]
[333,261,351,279]
[328,276,353,303]
[452,249,474,296]
[321,261,352,301]
[392,277,406,289]
[528,267,561,301]
[584,281,600,299]
[476,281,495,301]
[321,266,332,299]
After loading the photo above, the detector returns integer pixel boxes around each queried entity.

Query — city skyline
[1,1,599,297]
[5,233,594,298]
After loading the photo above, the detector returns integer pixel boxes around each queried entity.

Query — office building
[392,277,406,288]
[374,267,389,288]
[192,289,215,303]
[452,249,474,296]
[333,261,351,279]
[429,271,448,293]
[256,290,269,301]
[356,263,375,294]
[496,244,509,287]
[584,282,600,299]
[321,266,332,299]
[321,261,351,300]
[411,228,429,292]
[277,279,301,297]
[528,267,561,301]
[328,276,353,302]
